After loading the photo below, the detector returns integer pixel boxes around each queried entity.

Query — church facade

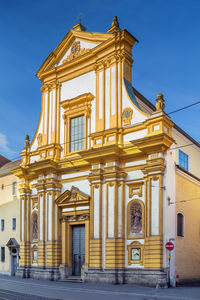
[13,17,200,286]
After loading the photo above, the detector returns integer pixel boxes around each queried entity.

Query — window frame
[177,212,184,237]
[12,181,17,196]
[1,219,5,231]
[1,247,5,263]
[70,115,85,153]
[12,218,16,231]
[178,149,189,171]
[127,241,144,265]
[61,93,93,155]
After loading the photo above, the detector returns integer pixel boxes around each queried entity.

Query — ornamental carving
[32,197,38,210]
[62,41,90,64]
[122,107,133,126]
[62,213,89,222]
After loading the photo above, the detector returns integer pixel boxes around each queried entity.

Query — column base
[59,264,72,280]
[83,268,168,287]
[16,266,60,281]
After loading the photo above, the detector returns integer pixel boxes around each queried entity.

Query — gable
[56,186,90,208]
[6,238,19,248]
[36,29,113,77]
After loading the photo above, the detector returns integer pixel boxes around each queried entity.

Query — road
[0,275,199,300]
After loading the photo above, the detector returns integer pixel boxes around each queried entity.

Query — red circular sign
[165,241,174,251]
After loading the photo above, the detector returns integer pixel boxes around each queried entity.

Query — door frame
[65,220,89,273]
[6,239,20,276]
[56,186,90,276]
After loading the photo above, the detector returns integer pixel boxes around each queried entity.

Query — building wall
[173,129,200,178]
[175,171,200,280]
[14,22,195,287]
[0,167,20,275]
[0,196,20,274]
[0,173,18,206]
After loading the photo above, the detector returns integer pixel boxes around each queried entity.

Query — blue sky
[0,0,200,159]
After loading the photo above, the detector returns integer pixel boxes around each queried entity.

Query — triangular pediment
[37,29,113,76]
[6,238,19,248]
[56,186,90,207]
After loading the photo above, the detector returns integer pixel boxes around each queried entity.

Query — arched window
[32,213,38,240]
[177,213,184,237]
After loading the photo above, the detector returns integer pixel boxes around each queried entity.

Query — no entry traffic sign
[165,241,174,251]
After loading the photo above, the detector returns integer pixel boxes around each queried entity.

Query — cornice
[132,133,175,154]
[176,165,200,186]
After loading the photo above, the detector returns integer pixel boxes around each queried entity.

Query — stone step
[60,276,83,283]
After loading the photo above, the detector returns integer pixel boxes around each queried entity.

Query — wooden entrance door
[72,225,85,276]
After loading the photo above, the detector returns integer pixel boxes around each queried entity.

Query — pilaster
[19,182,32,267]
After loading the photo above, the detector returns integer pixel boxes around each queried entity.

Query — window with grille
[177,213,184,237]
[70,115,84,152]
[178,150,188,171]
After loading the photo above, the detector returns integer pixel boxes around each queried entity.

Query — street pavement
[0,275,199,300]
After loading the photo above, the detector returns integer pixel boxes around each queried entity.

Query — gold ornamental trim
[62,41,90,64]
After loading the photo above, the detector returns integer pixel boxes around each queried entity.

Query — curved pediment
[56,186,90,208]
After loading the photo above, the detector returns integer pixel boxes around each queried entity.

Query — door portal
[72,225,85,276]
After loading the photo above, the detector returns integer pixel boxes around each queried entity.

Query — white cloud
[0,132,15,156]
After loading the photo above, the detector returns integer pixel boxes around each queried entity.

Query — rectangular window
[178,150,188,171]
[177,213,184,237]
[12,182,17,195]
[12,218,16,230]
[1,247,5,262]
[1,219,4,231]
[70,115,84,152]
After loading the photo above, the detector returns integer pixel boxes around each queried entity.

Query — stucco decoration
[122,107,133,126]
[62,41,90,63]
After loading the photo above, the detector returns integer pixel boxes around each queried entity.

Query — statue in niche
[32,213,38,240]
[130,202,142,234]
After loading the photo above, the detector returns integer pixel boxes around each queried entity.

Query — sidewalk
[0,274,199,300]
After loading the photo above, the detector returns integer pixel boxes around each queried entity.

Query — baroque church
[10,17,200,286]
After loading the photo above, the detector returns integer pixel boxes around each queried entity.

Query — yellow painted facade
[8,17,200,286]
[0,160,20,275]
[175,169,200,281]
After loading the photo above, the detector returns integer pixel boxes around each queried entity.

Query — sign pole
[167,251,171,287]
[165,241,174,288]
